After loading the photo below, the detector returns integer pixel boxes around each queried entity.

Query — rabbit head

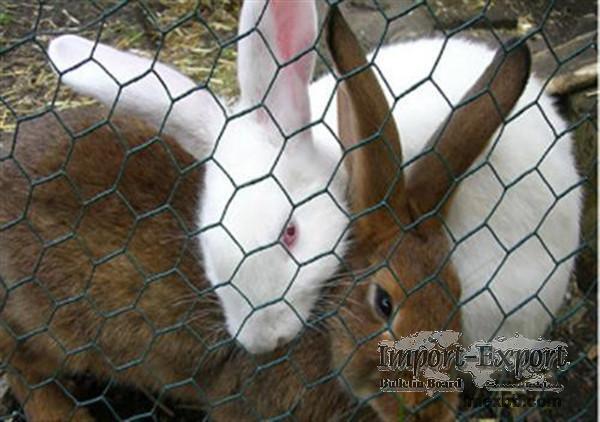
[199,0,349,354]
[323,7,531,420]
[48,0,350,355]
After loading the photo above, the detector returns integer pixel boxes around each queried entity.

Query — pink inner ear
[269,0,315,81]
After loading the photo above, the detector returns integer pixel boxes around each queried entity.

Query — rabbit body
[0,108,220,418]
[310,38,581,344]
[0,107,375,421]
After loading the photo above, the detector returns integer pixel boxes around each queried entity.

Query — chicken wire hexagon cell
[0,0,596,421]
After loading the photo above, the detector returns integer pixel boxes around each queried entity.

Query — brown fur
[325,6,530,421]
[0,107,376,421]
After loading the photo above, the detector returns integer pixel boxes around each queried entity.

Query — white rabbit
[48,0,350,354]
[310,38,581,343]
[48,1,581,350]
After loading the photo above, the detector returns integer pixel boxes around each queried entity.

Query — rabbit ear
[47,35,225,160]
[237,0,317,138]
[406,40,531,218]
[326,7,409,242]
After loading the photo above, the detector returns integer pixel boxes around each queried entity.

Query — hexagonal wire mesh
[0,0,596,420]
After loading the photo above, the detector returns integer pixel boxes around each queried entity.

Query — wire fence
[0,0,596,420]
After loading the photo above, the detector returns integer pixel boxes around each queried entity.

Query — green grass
[0,12,12,26]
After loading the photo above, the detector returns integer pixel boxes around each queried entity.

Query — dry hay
[0,0,240,136]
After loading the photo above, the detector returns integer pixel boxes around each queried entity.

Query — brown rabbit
[0,106,380,421]
[318,6,531,422]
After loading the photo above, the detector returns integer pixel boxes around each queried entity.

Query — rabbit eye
[374,285,393,319]
[281,222,298,248]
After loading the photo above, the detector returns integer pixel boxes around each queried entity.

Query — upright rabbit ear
[406,40,531,219]
[326,6,409,242]
[237,0,317,138]
[48,35,225,160]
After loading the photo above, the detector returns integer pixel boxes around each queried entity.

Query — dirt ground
[0,0,596,420]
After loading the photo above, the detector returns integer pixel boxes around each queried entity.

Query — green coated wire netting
[0,0,597,421]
